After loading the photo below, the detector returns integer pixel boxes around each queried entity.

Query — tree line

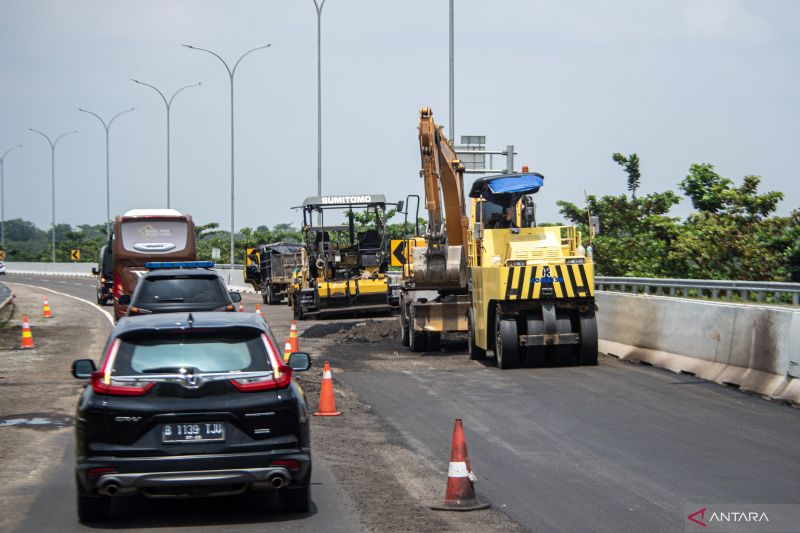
[2,155,797,282]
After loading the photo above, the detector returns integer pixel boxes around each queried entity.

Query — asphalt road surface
[5,273,800,532]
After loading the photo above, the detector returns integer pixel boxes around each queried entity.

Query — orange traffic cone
[42,297,52,319]
[283,339,293,363]
[289,320,300,352]
[431,419,490,511]
[20,315,35,349]
[239,302,244,313]
[314,361,341,416]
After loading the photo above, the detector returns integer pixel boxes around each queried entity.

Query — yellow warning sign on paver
[70,249,80,261]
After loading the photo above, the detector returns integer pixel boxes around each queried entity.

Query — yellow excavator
[397,107,471,352]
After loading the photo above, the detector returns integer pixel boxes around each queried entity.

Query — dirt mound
[303,319,400,344]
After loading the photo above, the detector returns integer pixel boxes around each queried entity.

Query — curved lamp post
[77,107,136,238]
[0,144,23,247]
[130,79,201,208]
[182,43,270,282]
[28,128,77,263]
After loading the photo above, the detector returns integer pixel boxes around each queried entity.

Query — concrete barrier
[6,262,94,277]
[597,291,800,404]
[5,262,256,294]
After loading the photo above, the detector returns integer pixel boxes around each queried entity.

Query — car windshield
[112,330,270,375]
[136,276,227,304]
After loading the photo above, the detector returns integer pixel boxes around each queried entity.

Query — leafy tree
[612,152,641,199]
[670,165,787,280]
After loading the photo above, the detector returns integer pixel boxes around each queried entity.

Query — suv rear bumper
[77,448,310,497]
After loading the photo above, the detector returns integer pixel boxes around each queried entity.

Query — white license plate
[162,422,225,443]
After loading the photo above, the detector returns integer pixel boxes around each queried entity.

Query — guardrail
[596,276,800,306]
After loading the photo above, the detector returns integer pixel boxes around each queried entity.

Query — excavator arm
[418,107,469,248]
[408,107,467,289]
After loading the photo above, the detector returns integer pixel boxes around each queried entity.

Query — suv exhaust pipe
[98,478,121,496]
[268,472,289,489]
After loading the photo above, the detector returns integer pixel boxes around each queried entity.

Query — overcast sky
[1,0,798,232]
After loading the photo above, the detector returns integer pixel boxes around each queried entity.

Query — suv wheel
[282,484,310,513]
[77,491,110,523]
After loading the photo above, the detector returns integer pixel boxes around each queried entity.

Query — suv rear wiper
[153,298,185,303]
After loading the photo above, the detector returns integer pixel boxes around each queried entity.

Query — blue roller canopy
[468,172,545,199]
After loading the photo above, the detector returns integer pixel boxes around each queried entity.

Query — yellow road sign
[390,240,409,267]
[70,249,80,261]
[245,247,259,267]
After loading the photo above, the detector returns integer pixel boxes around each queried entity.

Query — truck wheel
[578,310,598,366]
[426,332,441,352]
[467,309,486,360]
[265,285,279,305]
[262,290,269,304]
[408,305,427,353]
[495,316,520,369]
[400,304,410,347]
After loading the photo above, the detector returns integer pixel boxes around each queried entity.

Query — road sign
[245,247,259,267]
[211,248,221,260]
[390,240,408,267]
[70,249,80,262]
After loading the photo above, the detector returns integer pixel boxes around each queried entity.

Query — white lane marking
[6,282,114,325]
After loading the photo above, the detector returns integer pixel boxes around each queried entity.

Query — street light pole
[312,0,327,199]
[78,107,136,239]
[183,43,270,283]
[29,128,77,263]
[449,0,455,142]
[0,144,23,248]
[130,80,201,208]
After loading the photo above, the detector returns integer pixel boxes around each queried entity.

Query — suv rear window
[112,331,270,375]
[136,276,227,304]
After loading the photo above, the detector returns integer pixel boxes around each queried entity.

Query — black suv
[119,264,242,317]
[71,312,312,522]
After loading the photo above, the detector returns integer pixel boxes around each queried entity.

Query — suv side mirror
[91,267,99,276]
[71,359,97,379]
[229,292,242,303]
[287,352,312,371]
[117,294,131,305]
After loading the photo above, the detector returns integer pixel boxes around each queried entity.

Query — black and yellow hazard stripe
[502,263,593,301]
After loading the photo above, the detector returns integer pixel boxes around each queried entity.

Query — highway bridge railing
[596,276,800,306]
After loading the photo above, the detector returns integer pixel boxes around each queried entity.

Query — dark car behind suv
[91,245,113,305]
[71,312,312,522]
[119,262,241,317]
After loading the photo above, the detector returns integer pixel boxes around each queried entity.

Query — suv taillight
[91,371,154,396]
[93,338,154,396]
[230,370,291,392]
[230,334,292,392]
